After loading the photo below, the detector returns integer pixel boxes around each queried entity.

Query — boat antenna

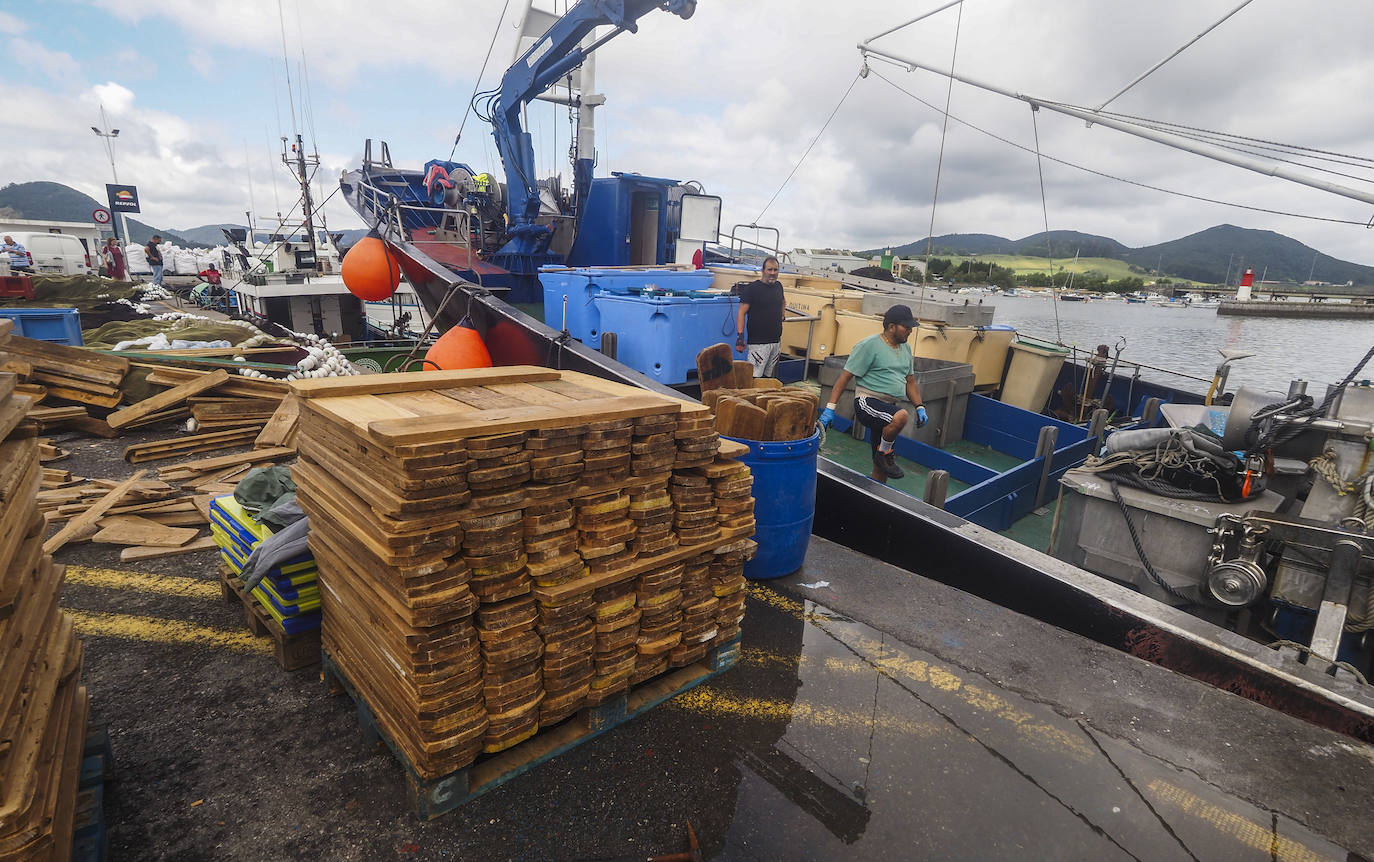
[277,0,299,136]
[1030,104,1062,345]
[450,0,514,161]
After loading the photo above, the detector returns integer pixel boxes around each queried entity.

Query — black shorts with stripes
[854,395,901,450]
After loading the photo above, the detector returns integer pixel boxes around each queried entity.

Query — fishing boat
[337,0,1374,742]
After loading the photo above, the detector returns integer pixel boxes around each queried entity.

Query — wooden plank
[43,469,148,555]
[28,377,122,408]
[696,344,736,393]
[0,394,31,442]
[366,395,681,446]
[289,366,562,399]
[155,446,294,480]
[435,386,527,411]
[91,515,199,547]
[255,392,301,449]
[107,369,229,429]
[123,427,259,463]
[62,416,120,439]
[484,382,577,406]
[6,335,129,384]
[119,536,217,561]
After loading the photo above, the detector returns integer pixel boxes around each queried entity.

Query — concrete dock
[1218,300,1374,318]
[53,426,1374,860]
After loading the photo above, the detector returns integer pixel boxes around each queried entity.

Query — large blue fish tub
[726,431,821,579]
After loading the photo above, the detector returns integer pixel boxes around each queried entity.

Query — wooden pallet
[218,567,320,671]
[322,634,741,820]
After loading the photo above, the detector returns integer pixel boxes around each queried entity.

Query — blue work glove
[818,406,835,428]
[915,405,928,428]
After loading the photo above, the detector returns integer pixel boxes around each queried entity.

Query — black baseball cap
[882,304,917,327]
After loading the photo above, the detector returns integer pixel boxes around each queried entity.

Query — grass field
[949,254,1197,285]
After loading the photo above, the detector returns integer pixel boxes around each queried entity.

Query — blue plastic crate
[593,292,740,385]
[0,307,82,345]
[539,267,716,345]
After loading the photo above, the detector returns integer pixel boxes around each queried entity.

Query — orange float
[340,236,400,301]
[425,325,492,370]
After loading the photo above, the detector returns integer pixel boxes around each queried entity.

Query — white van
[6,232,95,276]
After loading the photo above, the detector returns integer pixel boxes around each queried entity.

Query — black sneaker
[874,450,904,479]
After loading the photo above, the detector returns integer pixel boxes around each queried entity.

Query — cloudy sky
[4,0,1373,263]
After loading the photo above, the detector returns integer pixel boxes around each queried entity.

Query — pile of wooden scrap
[694,343,820,441]
[292,368,755,780]
[0,319,91,859]
[39,472,218,563]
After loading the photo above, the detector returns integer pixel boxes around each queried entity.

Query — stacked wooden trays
[290,367,757,784]
[0,319,90,859]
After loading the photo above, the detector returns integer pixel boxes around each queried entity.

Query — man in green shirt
[818,305,928,482]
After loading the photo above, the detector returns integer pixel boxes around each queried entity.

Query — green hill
[0,181,202,247]
[862,225,1374,285]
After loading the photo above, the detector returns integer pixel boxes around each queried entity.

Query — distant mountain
[178,224,371,250]
[0,181,202,247]
[1122,224,1372,285]
[862,225,1374,285]
[176,223,246,246]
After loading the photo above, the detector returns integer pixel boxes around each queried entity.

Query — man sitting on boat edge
[819,304,928,483]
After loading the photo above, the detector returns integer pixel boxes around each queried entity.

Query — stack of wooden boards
[291,367,756,780]
[210,495,320,634]
[695,342,819,441]
[0,318,90,860]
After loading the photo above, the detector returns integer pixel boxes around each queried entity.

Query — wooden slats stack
[0,319,89,860]
[5,334,128,409]
[292,367,756,780]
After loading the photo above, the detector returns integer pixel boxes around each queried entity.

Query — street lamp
[91,105,132,252]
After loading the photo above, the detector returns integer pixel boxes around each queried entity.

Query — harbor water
[970,294,1373,396]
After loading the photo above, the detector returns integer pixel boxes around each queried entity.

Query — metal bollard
[600,331,618,360]
[923,470,950,509]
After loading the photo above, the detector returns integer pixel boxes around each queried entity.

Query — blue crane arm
[492,0,696,227]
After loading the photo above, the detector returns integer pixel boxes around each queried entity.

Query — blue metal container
[593,292,739,384]
[726,432,821,579]
[0,307,83,345]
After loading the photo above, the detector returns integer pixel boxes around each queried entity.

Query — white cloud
[89,82,136,113]
[6,38,80,82]
[8,0,1374,265]
[0,10,26,36]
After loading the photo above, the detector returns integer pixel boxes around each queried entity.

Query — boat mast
[282,132,322,274]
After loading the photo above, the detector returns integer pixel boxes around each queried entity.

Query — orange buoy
[425,325,492,370]
[341,236,400,301]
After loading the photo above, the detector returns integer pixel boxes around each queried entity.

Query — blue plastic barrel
[726,430,820,579]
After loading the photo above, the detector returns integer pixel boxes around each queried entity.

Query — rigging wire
[1093,0,1257,113]
[755,71,862,223]
[868,70,1374,227]
[1090,108,1374,168]
[920,0,964,305]
[276,0,299,136]
[451,0,515,161]
[1029,105,1062,345]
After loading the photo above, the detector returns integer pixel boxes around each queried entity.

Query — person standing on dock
[101,237,126,280]
[145,235,164,287]
[735,256,785,377]
[818,304,928,483]
[1,236,30,272]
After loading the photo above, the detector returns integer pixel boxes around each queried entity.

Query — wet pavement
[50,428,1374,860]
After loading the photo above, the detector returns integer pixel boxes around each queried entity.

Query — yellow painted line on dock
[65,565,222,600]
[1146,779,1335,862]
[669,686,947,740]
[815,624,1097,763]
[67,610,272,655]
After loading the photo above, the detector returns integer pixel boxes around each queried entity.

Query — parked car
[6,232,95,276]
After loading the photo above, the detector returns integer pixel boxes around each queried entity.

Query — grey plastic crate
[819,355,974,447]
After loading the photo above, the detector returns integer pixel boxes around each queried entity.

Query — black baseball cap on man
[882,304,917,327]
